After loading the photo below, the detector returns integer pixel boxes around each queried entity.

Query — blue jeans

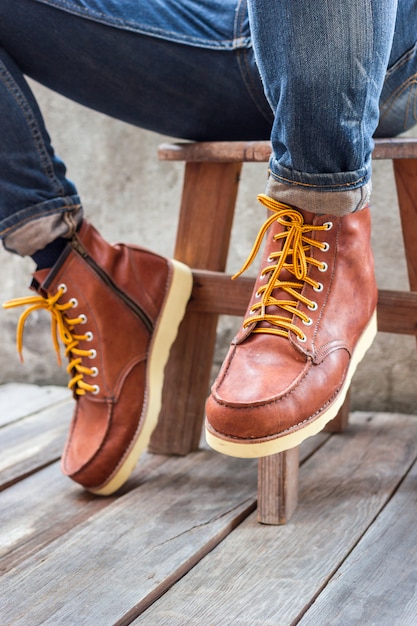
[0,0,416,255]
[249,0,416,214]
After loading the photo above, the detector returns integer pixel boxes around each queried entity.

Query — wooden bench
[149,138,417,524]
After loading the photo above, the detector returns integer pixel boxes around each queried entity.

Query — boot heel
[92,259,193,496]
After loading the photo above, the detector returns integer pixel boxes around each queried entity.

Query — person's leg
[0,45,82,258]
[206,1,413,458]
[248,0,398,214]
[377,0,417,136]
[0,0,270,493]
[0,28,195,492]
[0,0,272,257]
[2,0,415,255]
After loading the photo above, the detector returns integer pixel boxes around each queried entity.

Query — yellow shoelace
[3,284,99,395]
[233,194,332,340]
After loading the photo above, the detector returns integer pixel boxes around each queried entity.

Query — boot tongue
[30,268,53,296]
[30,242,74,295]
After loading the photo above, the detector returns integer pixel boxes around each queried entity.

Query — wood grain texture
[0,383,70,428]
[0,398,72,490]
[257,447,299,524]
[2,385,417,625]
[0,449,258,626]
[158,138,417,163]
[0,385,328,624]
[299,455,417,625]
[394,158,417,291]
[133,412,417,625]
[0,463,111,574]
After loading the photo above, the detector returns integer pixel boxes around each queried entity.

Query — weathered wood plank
[0,424,329,625]
[0,450,258,625]
[0,451,171,575]
[158,138,417,163]
[298,457,417,626]
[0,463,109,574]
[0,398,73,490]
[0,433,327,581]
[0,383,70,428]
[133,412,417,625]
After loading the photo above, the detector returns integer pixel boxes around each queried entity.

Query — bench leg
[324,390,350,433]
[393,158,417,352]
[149,161,242,455]
[257,390,350,525]
[257,447,299,525]
[393,158,417,291]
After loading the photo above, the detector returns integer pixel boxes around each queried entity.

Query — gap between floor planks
[0,384,73,490]
[133,412,417,626]
[2,385,416,625]
[0,383,326,625]
[298,449,417,625]
[0,382,71,428]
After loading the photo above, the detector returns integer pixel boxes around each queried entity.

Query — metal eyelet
[313,283,323,293]
[318,262,328,273]
[255,290,262,298]
[308,302,318,311]
[298,333,307,343]
[90,367,99,378]
[303,318,313,326]
[91,385,100,395]
[58,283,67,294]
[321,242,330,252]
[79,314,88,324]
[85,331,94,342]
[69,297,78,308]
[89,349,97,359]
[324,221,333,230]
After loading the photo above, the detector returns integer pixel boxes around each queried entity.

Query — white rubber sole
[90,259,193,495]
[206,310,378,459]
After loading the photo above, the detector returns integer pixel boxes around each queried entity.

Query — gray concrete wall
[1,80,416,413]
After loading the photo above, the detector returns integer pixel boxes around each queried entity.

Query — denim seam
[0,61,66,197]
[269,169,367,190]
[379,73,417,129]
[237,48,273,123]
[233,0,246,45]
[0,198,81,238]
[233,0,272,123]
[385,42,417,79]
[35,0,251,50]
[378,42,417,133]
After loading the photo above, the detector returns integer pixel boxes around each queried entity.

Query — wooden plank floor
[1,384,417,625]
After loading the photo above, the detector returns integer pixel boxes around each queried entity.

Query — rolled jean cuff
[265,178,372,216]
[1,196,83,256]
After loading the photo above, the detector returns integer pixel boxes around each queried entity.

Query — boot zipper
[71,237,154,333]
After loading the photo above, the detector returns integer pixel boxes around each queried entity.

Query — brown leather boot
[4,221,192,494]
[206,195,377,457]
